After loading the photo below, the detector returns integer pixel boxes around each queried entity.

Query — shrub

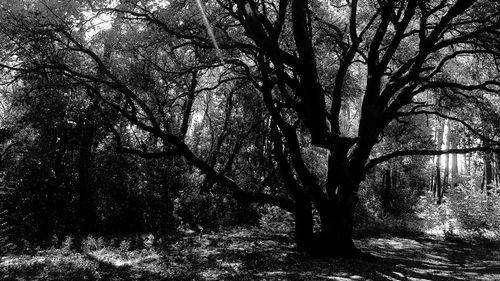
[416,182,500,238]
[175,186,259,230]
[0,207,16,255]
[82,235,105,252]
[415,192,449,233]
[61,236,74,253]
[355,181,425,237]
[447,184,500,234]
[258,205,294,233]
[118,239,131,253]
[142,233,155,249]
[0,179,17,254]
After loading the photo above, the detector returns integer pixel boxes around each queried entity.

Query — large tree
[1,0,500,257]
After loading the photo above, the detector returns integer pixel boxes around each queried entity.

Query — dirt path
[2,229,500,280]
[352,237,500,281]
[194,231,500,280]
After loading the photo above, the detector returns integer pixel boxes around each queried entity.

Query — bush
[0,181,16,254]
[61,236,74,253]
[354,181,424,237]
[175,186,259,230]
[258,205,294,233]
[448,184,500,234]
[416,183,500,238]
[82,235,105,252]
[415,192,449,233]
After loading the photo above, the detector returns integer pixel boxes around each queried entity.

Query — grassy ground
[1,227,500,281]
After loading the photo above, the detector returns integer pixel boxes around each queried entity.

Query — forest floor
[1,227,500,281]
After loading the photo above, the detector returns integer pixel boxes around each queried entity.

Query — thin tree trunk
[494,153,500,189]
[485,151,493,195]
[481,169,486,192]
[443,121,450,195]
[382,169,394,213]
[391,169,398,192]
[466,153,471,177]
[436,165,442,204]
[450,126,458,188]
[435,120,445,204]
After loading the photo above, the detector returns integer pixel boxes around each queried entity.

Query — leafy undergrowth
[1,227,500,281]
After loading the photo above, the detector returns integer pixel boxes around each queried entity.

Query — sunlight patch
[199,269,224,280]
[321,276,363,281]
[87,249,161,270]
[376,271,404,281]
[220,261,242,272]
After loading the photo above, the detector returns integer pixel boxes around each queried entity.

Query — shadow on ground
[182,229,500,280]
[2,228,499,280]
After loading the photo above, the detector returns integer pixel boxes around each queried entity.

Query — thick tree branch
[366,146,500,170]
[397,109,500,145]
[291,0,328,146]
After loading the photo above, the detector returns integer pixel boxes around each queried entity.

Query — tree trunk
[494,153,500,189]
[76,118,98,235]
[312,189,360,258]
[443,121,450,194]
[391,169,399,192]
[481,169,486,192]
[450,127,458,188]
[485,154,493,185]
[436,165,443,204]
[435,120,445,204]
[381,169,394,213]
[485,151,493,195]
[292,149,366,258]
[160,171,177,234]
[465,153,471,177]
[293,199,314,252]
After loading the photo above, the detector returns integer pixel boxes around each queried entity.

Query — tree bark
[313,188,360,257]
[293,198,314,252]
[436,165,442,204]
[494,153,500,189]
[450,126,459,188]
[484,151,493,195]
[160,168,178,234]
[382,169,394,213]
[306,149,365,258]
[76,117,98,235]
[443,121,450,193]
[435,120,445,204]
